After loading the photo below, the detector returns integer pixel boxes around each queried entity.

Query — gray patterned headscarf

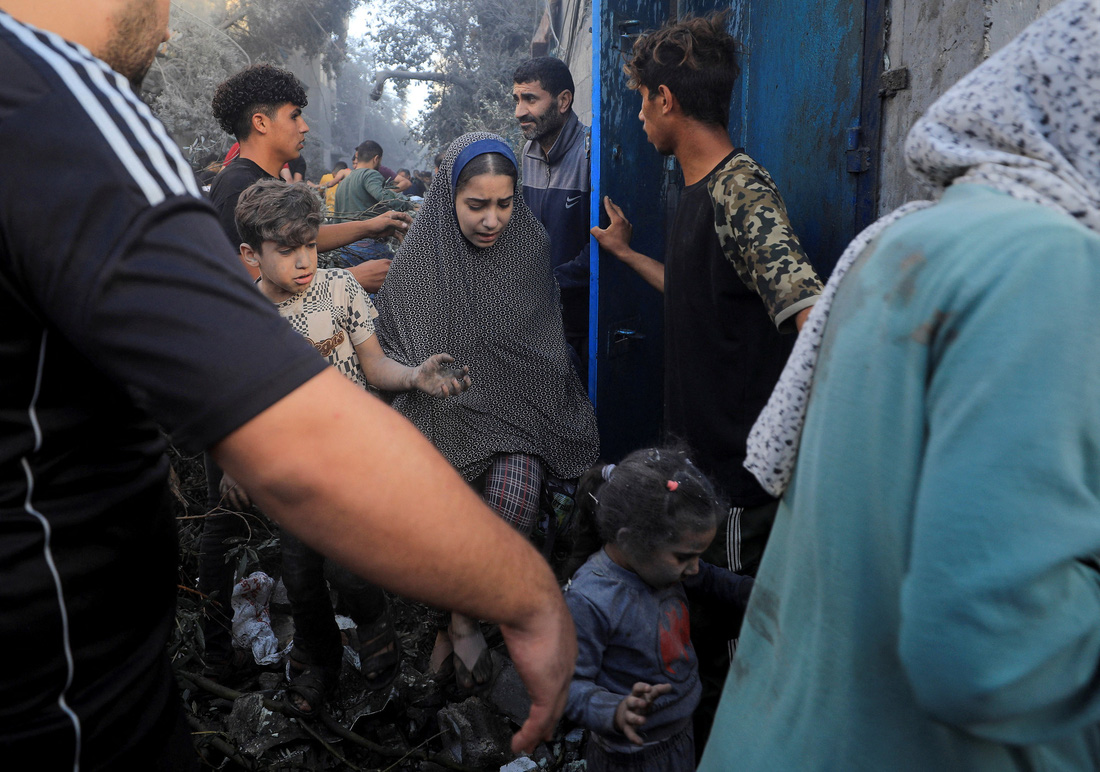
[746,0,1100,496]
[374,132,600,481]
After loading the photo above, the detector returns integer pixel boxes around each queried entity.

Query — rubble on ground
[169,446,588,771]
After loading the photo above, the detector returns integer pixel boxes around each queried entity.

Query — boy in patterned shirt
[230,179,470,718]
[589,12,823,758]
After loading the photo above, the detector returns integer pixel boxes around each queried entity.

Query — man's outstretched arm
[318,210,410,291]
[317,210,411,252]
[211,368,576,752]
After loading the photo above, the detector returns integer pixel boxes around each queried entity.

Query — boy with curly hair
[589,12,823,756]
[208,64,406,292]
[200,66,415,677]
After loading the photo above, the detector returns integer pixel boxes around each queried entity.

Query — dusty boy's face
[252,239,318,303]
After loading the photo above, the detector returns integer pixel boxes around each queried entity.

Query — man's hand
[613,682,673,745]
[218,472,251,511]
[364,210,412,239]
[348,259,392,293]
[412,353,472,397]
[591,196,665,292]
[590,196,633,258]
[502,592,578,754]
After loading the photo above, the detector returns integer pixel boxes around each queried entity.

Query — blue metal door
[686,0,880,274]
[588,0,672,461]
[589,0,882,459]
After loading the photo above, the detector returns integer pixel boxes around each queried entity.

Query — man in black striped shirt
[0,2,576,769]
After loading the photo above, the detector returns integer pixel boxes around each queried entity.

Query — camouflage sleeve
[708,155,823,332]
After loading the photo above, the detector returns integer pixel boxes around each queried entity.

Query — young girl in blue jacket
[563,447,754,772]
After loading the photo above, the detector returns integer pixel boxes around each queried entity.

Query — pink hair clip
[666,480,679,492]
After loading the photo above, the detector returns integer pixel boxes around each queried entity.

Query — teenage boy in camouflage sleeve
[590,13,822,756]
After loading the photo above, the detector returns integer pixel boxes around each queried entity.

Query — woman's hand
[413,353,472,397]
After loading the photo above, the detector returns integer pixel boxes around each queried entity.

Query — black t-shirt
[208,156,273,247]
[287,154,306,179]
[663,155,794,508]
[0,15,325,767]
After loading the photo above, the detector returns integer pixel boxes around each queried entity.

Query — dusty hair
[624,12,741,127]
[211,64,308,141]
[564,446,726,577]
[234,180,321,251]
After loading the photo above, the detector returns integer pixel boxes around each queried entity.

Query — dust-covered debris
[169,445,589,770]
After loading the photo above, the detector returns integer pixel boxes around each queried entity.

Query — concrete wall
[555,0,594,126]
[878,0,1062,213]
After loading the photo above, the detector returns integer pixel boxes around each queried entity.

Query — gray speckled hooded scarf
[375,131,600,481]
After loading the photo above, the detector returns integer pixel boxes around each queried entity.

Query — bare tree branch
[217,6,249,30]
[369,69,476,101]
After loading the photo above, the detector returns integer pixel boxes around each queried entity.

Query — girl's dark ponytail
[561,461,613,580]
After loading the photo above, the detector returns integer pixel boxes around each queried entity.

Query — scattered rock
[226,692,303,757]
[437,695,515,768]
[486,652,532,725]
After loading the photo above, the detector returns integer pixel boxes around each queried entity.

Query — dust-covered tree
[142,1,251,163]
[219,0,363,77]
[362,0,538,154]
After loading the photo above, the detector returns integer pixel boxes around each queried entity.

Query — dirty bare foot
[429,628,455,679]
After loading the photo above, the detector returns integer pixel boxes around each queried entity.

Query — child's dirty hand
[414,353,472,397]
[613,681,673,745]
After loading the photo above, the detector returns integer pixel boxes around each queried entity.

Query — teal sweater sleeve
[899,223,1100,744]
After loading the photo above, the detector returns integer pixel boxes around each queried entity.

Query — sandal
[283,656,336,720]
[449,616,494,691]
[453,646,493,691]
[358,612,402,691]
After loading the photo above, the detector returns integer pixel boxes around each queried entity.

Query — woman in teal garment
[702,1,1100,769]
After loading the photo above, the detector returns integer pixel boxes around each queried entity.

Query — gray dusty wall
[557,0,594,126]
[879,0,1062,213]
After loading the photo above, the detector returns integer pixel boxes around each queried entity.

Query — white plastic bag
[231,571,283,665]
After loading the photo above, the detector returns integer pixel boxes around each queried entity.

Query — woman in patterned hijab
[375,132,599,688]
